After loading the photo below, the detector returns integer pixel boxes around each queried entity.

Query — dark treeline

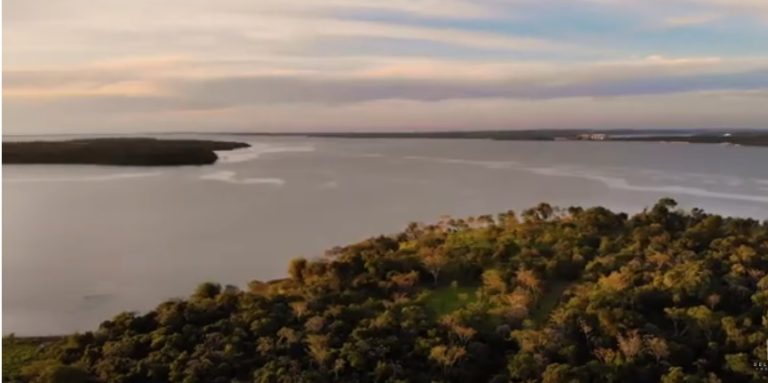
[8,199,768,382]
[617,133,768,147]
[3,139,249,166]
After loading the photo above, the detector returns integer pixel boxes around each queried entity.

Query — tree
[441,316,477,344]
[290,300,308,318]
[482,269,507,295]
[421,247,448,285]
[516,268,541,294]
[288,258,308,284]
[542,363,578,383]
[193,282,221,300]
[522,202,555,222]
[277,327,299,346]
[306,334,331,367]
[429,345,466,372]
[617,330,643,361]
[645,336,670,362]
[502,289,531,320]
[390,270,419,291]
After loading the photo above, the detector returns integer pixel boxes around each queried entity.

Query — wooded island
[3,138,250,166]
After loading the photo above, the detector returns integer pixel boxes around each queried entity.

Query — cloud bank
[4,0,768,133]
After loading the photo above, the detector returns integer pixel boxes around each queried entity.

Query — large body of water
[4,136,768,335]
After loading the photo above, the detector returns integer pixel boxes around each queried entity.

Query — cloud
[3,0,551,70]
[9,91,768,134]
[5,53,768,135]
[310,0,499,18]
[580,0,768,23]
[7,54,767,104]
[662,14,720,27]
[162,68,768,107]
[239,18,566,52]
[695,0,768,15]
[5,81,165,99]
[655,0,768,20]
[4,0,768,134]
[3,0,499,22]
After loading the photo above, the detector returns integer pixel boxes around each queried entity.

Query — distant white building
[577,133,608,141]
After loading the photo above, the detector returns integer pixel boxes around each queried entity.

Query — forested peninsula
[2,138,249,166]
[5,199,768,383]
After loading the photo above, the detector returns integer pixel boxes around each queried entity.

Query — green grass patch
[3,336,60,381]
[422,285,479,317]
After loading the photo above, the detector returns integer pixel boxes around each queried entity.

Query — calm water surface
[4,137,768,335]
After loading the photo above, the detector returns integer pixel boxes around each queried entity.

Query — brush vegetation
[5,199,768,382]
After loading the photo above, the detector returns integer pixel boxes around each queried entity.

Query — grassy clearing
[422,285,479,317]
[3,336,59,381]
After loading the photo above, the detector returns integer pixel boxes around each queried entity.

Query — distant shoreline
[3,138,250,166]
[222,129,768,147]
[4,130,767,148]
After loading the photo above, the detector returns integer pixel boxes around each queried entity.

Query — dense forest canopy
[6,199,768,382]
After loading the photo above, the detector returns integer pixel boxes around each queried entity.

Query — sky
[4,0,768,134]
